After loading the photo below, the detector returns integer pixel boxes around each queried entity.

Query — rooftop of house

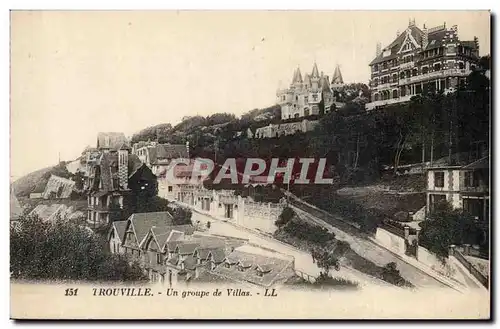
[29,204,68,222]
[90,152,145,194]
[96,132,129,151]
[370,22,478,65]
[126,211,175,246]
[150,225,195,251]
[428,152,489,170]
[112,220,128,243]
[42,175,76,199]
[212,248,294,287]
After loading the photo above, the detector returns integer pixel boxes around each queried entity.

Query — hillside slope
[11,162,73,198]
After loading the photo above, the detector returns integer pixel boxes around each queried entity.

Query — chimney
[422,25,429,49]
[118,148,129,190]
[474,36,479,53]
[186,141,190,159]
[376,42,382,57]
[396,30,400,37]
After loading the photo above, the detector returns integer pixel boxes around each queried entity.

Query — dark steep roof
[152,225,195,251]
[370,25,424,65]
[128,154,144,178]
[113,220,128,242]
[128,211,174,246]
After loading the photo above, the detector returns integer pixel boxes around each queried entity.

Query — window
[429,194,447,214]
[392,74,398,83]
[434,172,445,188]
[464,171,479,188]
[374,64,378,71]
[383,62,387,69]
[422,67,429,74]
[295,96,298,101]
[156,254,162,265]
[392,89,398,99]
[304,96,308,103]
[312,94,318,101]
[434,63,441,71]
[168,186,173,192]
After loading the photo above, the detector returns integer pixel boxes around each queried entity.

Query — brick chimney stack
[118,148,129,190]
[376,42,382,57]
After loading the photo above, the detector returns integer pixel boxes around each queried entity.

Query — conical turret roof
[331,65,344,84]
[303,74,311,87]
[320,75,331,92]
[311,62,320,78]
[292,67,303,84]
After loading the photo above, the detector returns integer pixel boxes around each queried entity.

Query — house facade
[426,156,489,222]
[366,20,480,111]
[86,133,157,229]
[109,212,295,287]
[132,141,189,176]
[277,63,344,120]
[171,185,286,234]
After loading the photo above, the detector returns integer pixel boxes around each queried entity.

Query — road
[289,199,450,288]
[191,211,397,289]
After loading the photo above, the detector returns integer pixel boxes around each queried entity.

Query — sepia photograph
[9,9,491,320]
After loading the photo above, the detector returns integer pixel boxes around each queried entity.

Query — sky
[10,10,490,179]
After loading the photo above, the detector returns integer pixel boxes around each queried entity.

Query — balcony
[398,69,472,85]
[460,184,489,194]
[365,95,412,111]
[399,61,414,69]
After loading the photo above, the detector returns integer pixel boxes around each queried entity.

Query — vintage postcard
[9,10,491,319]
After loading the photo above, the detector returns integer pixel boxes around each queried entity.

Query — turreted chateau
[276,63,344,120]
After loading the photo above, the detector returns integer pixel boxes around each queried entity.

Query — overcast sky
[10,10,490,179]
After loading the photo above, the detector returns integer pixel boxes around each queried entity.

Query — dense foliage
[418,201,485,259]
[10,214,147,282]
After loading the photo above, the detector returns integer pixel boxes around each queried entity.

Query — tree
[418,201,482,259]
[10,214,147,282]
[275,207,295,228]
[381,262,407,286]
[169,207,193,225]
[315,248,340,276]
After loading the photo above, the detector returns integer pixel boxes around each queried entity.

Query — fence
[295,270,317,283]
[450,247,488,288]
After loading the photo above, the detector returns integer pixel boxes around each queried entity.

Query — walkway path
[288,198,452,289]
[189,209,395,289]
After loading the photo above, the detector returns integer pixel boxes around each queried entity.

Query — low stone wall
[254,119,319,139]
[239,200,284,234]
[374,227,406,255]
[417,246,458,280]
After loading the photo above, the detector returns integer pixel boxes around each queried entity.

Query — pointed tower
[291,66,303,87]
[303,74,311,88]
[331,65,344,89]
[310,63,320,90]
